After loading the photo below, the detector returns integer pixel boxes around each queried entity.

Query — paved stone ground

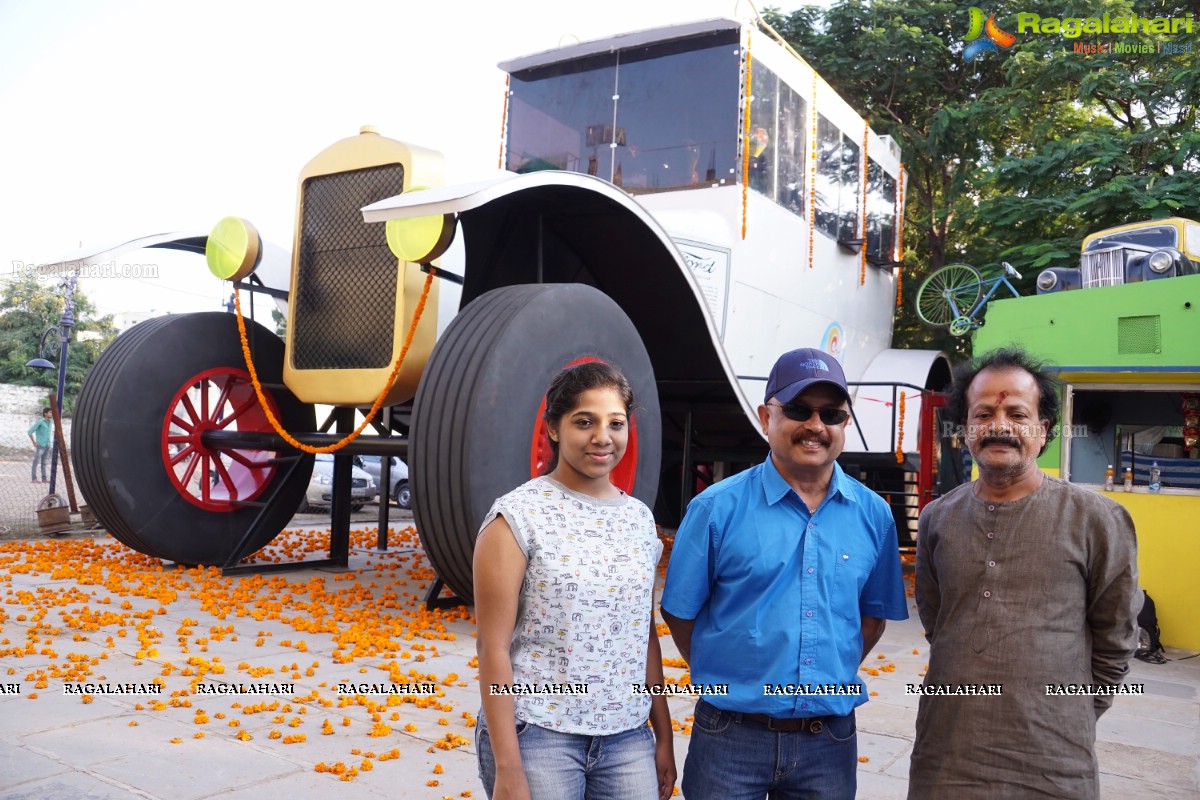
[0,522,1197,800]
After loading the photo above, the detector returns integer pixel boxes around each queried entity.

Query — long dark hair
[542,361,635,475]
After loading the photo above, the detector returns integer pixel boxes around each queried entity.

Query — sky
[0,0,821,320]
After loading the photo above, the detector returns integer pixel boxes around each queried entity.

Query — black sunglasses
[768,402,850,425]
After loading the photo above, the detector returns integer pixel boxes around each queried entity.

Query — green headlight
[206,217,261,282]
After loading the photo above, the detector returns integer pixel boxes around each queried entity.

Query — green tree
[764,0,1199,356]
[0,272,118,412]
[271,306,287,338]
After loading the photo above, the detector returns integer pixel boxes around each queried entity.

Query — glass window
[507,53,618,178]
[613,32,741,192]
[775,83,806,216]
[814,115,841,238]
[866,160,897,265]
[746,67,777,198]
[1085,225,1177,252]
[1066,388,1200,491]
[839,136,861,243]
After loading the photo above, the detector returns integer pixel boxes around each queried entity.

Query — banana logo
[963,7,1016,61]
[985,15,1017,47]
[965,7,987,40]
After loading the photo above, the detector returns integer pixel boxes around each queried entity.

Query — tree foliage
[0,273,118,412]
[764,0,1199,356]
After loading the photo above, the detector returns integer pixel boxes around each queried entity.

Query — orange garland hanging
[860,120,869,286]
[808,71,817,270]
[232,273,434,454]
[741,32,753,240]
[895,391,907,464]
[498,74,511,170]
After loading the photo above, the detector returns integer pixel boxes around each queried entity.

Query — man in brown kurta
[909,348,1139,799]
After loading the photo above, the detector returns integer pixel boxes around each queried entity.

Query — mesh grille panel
[1117,315,1160,355]
[292,164,404,370]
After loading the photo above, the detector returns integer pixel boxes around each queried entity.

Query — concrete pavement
[1,523,1196,799]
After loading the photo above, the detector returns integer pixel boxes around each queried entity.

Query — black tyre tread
[411,284,661,606]
[73,313,315,564]
[74,315,176,554]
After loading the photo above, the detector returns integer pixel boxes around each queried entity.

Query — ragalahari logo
[963,7,1017,61]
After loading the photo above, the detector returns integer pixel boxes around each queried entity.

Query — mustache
[793,434,830,447]
[980,435,1021,449]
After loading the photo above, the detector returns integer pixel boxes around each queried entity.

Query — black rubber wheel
[73,312,315,565]
[393,480,412,510]
[411,284,661,606]
[351,504,365,513]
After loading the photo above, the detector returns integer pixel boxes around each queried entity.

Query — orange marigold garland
[741,32,753,240]
[498,74,511,170]
[895,391,907,464]
[808,71,818,270]
[233,272,434,454]
[860,121,869,286]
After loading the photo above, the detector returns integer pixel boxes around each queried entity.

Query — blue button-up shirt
[661,458,908,716]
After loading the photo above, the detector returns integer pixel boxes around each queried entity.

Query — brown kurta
[908,477,1139,800]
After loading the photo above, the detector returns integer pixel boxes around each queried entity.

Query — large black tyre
[410,284,661,605]
[73,312,315,565]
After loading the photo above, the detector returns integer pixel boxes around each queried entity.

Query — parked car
[302,453,375,512]
[355,455,411,510]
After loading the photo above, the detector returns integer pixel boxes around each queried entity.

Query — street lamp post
[26,274,77,497]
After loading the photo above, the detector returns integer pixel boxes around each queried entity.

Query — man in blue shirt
[661,347,908,800]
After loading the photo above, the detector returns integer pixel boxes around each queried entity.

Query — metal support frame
[220,409,373,576]
[373,407,392,551]
[423,577,465,610]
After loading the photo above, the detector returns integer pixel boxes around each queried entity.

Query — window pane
[839,136,861,243]
[747,66,777,199]
[1087,225,1177,251]
[775,84,806,216]
[613,32,740,192]
[866,160,896,264]
[815,115,840,238]
[507,53,618,178]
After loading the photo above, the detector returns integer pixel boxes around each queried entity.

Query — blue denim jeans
[31,446,50,481]
[681,699,857,800]
[476,712,658,800]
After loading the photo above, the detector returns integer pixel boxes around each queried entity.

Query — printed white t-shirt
[480,476,662,735]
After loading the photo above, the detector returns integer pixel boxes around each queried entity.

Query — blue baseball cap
[764,348,850,404]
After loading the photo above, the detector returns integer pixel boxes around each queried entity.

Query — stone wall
[0,383,73,452]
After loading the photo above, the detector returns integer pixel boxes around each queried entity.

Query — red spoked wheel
[162,368,280,510]
[73,312,315,565]
[529,356,640,493]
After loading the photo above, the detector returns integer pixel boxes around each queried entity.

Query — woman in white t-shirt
[474,361,675,800]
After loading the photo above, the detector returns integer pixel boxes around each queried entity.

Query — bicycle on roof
[915,261,1023,336]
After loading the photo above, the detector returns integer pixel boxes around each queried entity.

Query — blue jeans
[32,446,50,481]
[681,699,857,800]
[476,712,658,800]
